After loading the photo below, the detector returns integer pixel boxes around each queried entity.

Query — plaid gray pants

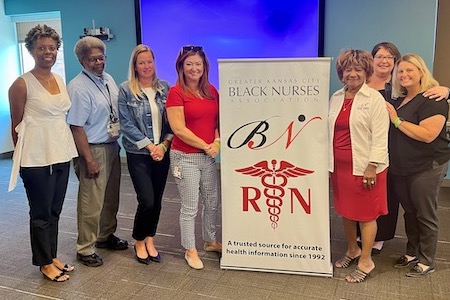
[170,150,220,249]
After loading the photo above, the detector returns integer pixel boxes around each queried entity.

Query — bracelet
[160,143,167,153]
[213,141,221,148]
[394,117,404,128]
[368,162,378,167]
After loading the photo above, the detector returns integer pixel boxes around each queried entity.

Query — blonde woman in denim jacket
[118,44,172,264]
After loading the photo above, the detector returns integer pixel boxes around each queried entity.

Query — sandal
[345,266,371,283]
[40,267,70,282]
[335,255,360,268]
[58,264,75,272]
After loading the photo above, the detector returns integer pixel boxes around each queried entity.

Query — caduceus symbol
[236,160,313,229]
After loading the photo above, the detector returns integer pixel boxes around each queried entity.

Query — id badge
[107,121,120,137]
[173,165,182,179]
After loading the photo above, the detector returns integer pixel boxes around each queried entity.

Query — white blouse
[143,87,162,144]
[9,72,78,191]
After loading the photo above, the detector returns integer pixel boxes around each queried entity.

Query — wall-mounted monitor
[136,0,324,87]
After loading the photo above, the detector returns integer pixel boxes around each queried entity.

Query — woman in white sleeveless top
[8,24,78,282]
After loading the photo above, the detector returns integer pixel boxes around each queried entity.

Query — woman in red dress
[328,49,389,282]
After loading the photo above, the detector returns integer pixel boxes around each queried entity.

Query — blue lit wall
[140,0,320,87]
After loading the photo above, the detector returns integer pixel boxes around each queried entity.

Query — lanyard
[82,71,117,121]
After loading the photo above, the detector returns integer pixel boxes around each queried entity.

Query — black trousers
[20,162,70,266]
[126,152,170,241]
[390,162,447,267]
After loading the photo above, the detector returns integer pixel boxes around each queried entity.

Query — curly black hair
[24,24,62,52]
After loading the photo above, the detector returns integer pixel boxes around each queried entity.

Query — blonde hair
[127,44,157,98]
[392,53,439,98]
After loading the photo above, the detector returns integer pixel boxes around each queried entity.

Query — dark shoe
[149,253,161,263]
[394,255,418,268]
[96,234,128,250]
[371,248,381,256]
[40,267,70,282]
[77,253,103,267]
[134,245,150,265]
[345,266,372,283]
[356,241,382,256]
[406,264,435,277]
[335,255,360,268]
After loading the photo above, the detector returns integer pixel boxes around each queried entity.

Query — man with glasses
[67,36,128,267]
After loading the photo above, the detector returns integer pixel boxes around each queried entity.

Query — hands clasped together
[149,143,166,161]
[204,139,220,158]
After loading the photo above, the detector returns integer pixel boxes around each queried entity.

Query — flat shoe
[203,242,222,253]
[185,253,203,270]
[134,245,150,265]
[394,255,418,268]
[371,248,381,256]
[406,264,435,277]
[346,266,371,283]
[335,255,360,268]
[149,253,161,263]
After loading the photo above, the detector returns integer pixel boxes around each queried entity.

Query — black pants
[390,162,447,267]
[126,152,170,241]
[20,162,70,266]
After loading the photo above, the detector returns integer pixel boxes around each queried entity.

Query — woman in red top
[166,46,221,270]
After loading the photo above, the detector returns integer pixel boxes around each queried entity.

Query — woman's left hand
[385,102,398,124]
[151,144,166,161]
[362,164,377,190]
[205,142,220,158]
[422,86,450,101]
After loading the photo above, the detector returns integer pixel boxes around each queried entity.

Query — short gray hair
[74,36,106,62]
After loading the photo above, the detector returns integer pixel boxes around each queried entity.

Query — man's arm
[70,125,100,178]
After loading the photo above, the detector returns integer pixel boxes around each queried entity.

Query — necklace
[342,99,353,111]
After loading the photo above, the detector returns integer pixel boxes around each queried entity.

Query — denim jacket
[118,79,172,155]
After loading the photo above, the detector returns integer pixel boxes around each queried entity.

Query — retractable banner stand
[218,58,332,277]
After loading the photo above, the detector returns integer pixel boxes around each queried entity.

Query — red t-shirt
[166,84,219,153]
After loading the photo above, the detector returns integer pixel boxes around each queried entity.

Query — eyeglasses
[374,55,395,61]
[87,56,107,63]
[182,46,203,53]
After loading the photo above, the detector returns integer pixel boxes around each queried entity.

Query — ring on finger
[363,179,368,184]
[370,180,375,184]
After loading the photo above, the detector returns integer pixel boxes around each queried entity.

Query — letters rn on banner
[218,58,332,277]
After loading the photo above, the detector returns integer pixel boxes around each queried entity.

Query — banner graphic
[219,58,332,276]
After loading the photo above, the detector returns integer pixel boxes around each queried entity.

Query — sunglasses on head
[182,46,203,53]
